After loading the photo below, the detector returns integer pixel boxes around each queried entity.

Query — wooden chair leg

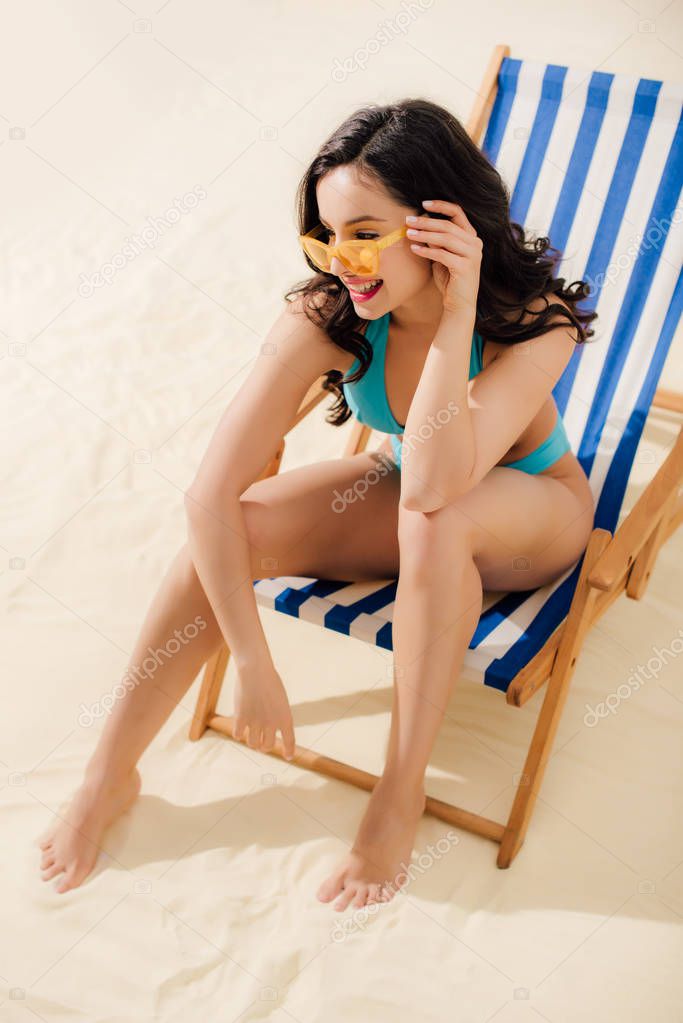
[626,488,678,600]
[343,419,373,457]
[189,643,230,740]
[496,527,612,868]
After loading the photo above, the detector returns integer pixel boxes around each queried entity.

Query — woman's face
[315,164,432,319]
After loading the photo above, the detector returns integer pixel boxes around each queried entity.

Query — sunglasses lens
[302,238,331,271]
[338,243,376,276]
[301,236,378,275]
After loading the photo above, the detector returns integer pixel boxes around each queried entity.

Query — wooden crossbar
[205,713,505,844]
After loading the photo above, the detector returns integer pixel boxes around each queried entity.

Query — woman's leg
[317,466,595,911]
[38,450,403,893]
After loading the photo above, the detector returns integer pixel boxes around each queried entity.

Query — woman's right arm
[184,297,343,677]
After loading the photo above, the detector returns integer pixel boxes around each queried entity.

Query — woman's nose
[329,254,346,276]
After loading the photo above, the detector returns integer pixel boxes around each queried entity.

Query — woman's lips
[347,280,383,303]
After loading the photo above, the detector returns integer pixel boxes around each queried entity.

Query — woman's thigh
[422,465,596,591]
[240,451,594,592]
[241,450,402,581]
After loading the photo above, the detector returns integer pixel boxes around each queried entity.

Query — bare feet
[316,775,426,911]
[36,767,141,893]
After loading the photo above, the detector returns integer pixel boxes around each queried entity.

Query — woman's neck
[388,278,447,337]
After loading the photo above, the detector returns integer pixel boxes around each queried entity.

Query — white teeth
[351,280,381,293]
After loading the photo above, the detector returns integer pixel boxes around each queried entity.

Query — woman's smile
[345,279,384,302]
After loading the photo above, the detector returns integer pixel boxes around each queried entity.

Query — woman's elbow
[184,482,235,525]
[184,485,207,521]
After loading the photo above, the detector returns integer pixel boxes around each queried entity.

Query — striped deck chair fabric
[254,55,683,694]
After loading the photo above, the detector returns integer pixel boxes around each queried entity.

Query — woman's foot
[316,774,426,911]
[36,767,141,893]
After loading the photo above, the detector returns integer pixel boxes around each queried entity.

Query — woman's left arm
[399,306,477,509]
[399,199,484,508]
[399,200,576,512]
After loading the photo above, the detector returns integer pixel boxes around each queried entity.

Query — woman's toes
[350,885,369,909]
[55,867,79,894]
[316,871,345,903]
[62,858,95,893]
[332,884,358,913]
[42,862,64,881]
[366,883,384,905]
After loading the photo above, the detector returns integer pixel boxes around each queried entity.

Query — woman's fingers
[231,693,295,763]
[279,719,296,762]
[233,717,295,761]
[261,726,276,752]
[246,724,262,749]
[410,245,466,270]
[421,199,478,236]
[406,227,472,254]
[408,215,473,245]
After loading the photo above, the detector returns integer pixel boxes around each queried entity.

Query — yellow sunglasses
[299,223,409,276]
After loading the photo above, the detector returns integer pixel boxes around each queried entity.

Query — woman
[37,98,596,911]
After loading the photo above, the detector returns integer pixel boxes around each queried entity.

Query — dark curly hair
[284,97,597,427]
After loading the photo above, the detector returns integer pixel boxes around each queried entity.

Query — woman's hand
[405,199,482,316]
[233,662,296,761]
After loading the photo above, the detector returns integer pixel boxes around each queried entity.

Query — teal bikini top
[341,311,484,435]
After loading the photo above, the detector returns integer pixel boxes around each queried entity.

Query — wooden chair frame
[188,45,683,868]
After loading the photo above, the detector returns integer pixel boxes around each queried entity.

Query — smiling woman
[286,98,596,440]
[274,98,598,909]
[286,103,592,514]
[36,95,598,914]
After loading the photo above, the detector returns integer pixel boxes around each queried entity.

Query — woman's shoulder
[283,292,357,375]
[479,290,575,370]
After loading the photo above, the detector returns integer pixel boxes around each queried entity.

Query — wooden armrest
[652,387,683,415]
[465,43,510,144]
[588,423,683,591]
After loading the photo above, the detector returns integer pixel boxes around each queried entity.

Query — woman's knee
[237,495,298,579]
[397,500,476,571]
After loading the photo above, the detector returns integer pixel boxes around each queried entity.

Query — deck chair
[189,45,683,868]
